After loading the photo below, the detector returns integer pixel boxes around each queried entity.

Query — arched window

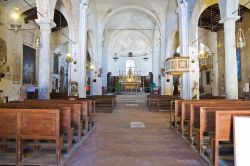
[126,60,135,75]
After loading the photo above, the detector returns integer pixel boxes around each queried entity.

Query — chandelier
[9,7,21,32]
[198,50,209,60]
[113,52,150,61]
[113,53,119,61]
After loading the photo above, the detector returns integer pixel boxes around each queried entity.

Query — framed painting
[69,81,78,96]
[22,44,36,84]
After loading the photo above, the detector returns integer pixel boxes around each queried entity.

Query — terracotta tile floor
[64,104,209,166]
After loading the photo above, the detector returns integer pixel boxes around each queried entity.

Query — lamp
[9,7,21,32]
[143,57,149,61]
[237,5,246,49]
[65,53,73,63]
[90,64,95,70]
[237,28,246,48]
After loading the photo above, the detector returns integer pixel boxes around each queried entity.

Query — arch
[101,5,164,38]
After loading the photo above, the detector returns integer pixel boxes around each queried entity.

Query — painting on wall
[53,53,59,74]
[23,45,36,84]
[13,55,21,84]
[236,48,241,81]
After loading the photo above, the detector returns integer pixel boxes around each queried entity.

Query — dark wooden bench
[87,95,116,111]
[147,95,179,111]
[0,108,62,166]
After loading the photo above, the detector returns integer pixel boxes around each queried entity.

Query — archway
[102,8,161,94]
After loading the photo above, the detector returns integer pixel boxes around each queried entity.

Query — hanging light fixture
[237,6,246,48]
[65,53,73,63]
[113,53,119,61]
[90,64,95,70]
[9,7,21,32]
[143,56,149,61]
[237,27,246,48]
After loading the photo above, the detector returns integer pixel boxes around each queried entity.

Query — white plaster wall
[108,56,152,76]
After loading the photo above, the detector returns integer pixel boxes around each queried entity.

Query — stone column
[152,28,160,86]
[160,37,166,95]
[37,21,55,100]
[78,2,88,98]
[221,17,239,99]
[177,1,189,99]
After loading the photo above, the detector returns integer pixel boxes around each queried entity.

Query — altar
[121,82,141,89]
[118,69,142,93]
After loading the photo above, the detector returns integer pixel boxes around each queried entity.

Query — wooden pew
[213,110,250,166]
[180,100,242,136]
[0,103,72,152]
[17,100,89,133]
[174,100,183,130]
[87,95,116,110]
[198,107,250,155]
[0,109,17,165]
[189,102,250,150]
[38,99,95,128]
[147,95,179,111]
[0,108,62,166]
[2,102,84,142]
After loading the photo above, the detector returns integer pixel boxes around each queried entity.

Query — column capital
[36,19,56,31]
[176,0,188,16]
[219,15,240,23]
[80,0,89,6]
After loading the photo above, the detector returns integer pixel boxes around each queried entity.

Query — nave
[65,104,209,166]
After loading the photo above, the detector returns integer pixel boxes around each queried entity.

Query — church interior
[0,0,250,166]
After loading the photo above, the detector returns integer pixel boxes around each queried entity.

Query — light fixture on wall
[65,53,73,63]
[9,7,21,32]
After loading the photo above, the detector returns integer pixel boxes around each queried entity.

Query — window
[126,60,135,75]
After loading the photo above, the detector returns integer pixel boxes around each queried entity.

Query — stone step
[116,95,147,103]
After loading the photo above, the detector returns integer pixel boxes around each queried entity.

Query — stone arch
[189,0,218,44]
[101,5,164,38]
[55,0,76,44]
[189,0,248,44]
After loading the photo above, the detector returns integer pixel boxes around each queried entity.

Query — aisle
[64,104,209,166]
